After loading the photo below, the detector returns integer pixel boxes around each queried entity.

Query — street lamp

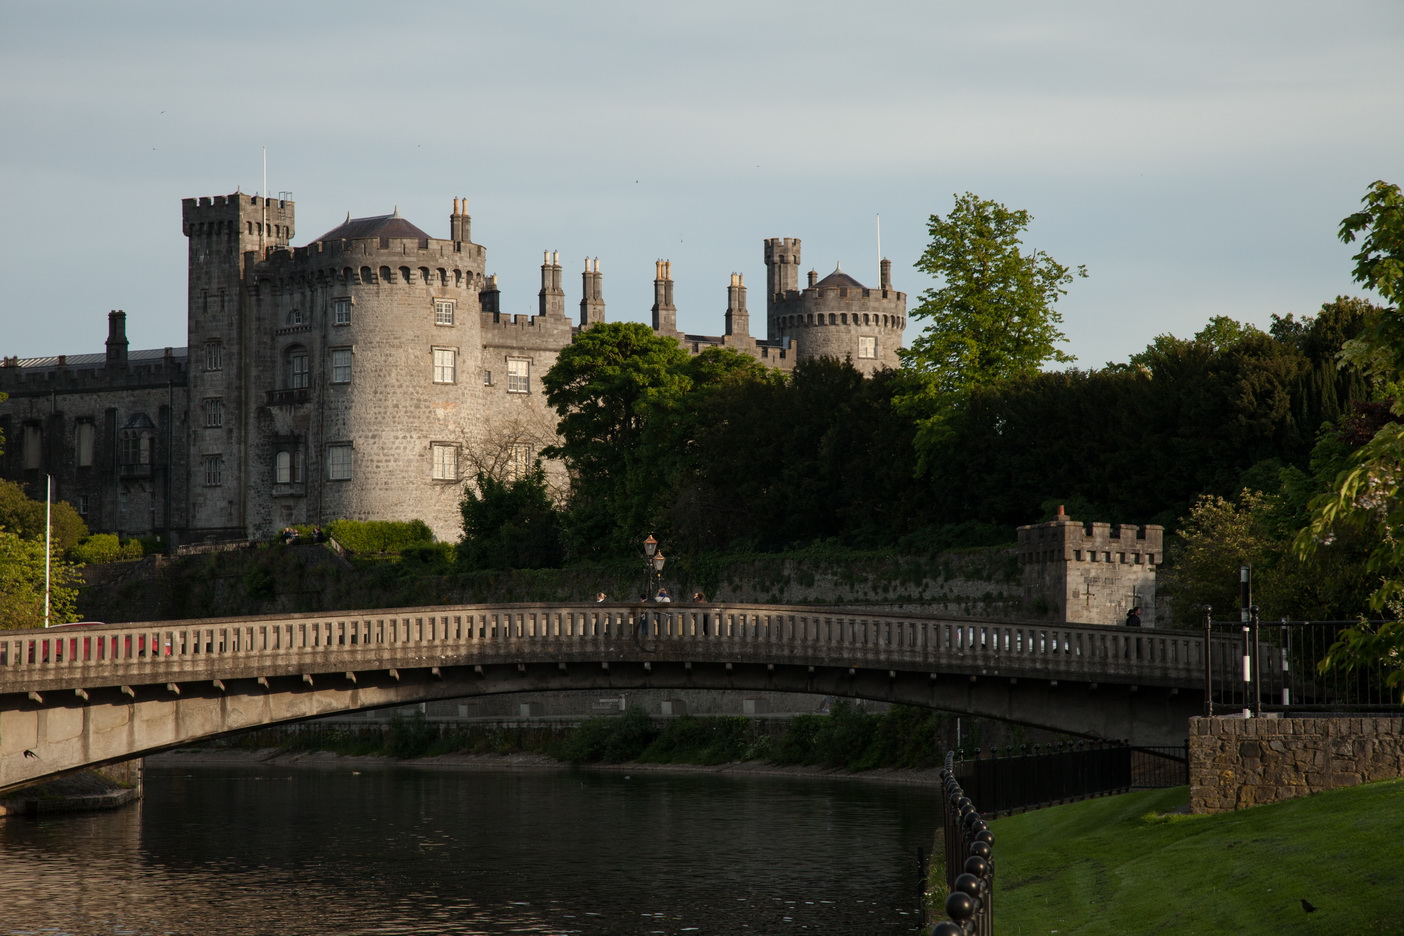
[643,535,666,600]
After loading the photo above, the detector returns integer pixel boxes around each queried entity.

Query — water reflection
[0,764,937,935]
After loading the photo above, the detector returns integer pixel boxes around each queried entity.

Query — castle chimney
[450,195,471,242]
[481,273,501,317]
[725,273,750,338]
[652,259,678,334]
[808,269,818,288]
[538,251,565,317]
[105,310,129,368]
[880,257,892,291]
[580,257,606,327]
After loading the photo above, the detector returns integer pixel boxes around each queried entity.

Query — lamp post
[643,535,666,600]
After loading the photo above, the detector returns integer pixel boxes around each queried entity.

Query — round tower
[241,203,490,540]
[765,242,905,375]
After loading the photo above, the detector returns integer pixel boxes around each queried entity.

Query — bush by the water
[68,533,143,564]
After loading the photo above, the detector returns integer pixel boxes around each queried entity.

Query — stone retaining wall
[1189,716,1404,814]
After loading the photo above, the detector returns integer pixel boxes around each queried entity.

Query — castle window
[287,309,304,326]
[76,421,94,468]
[203,454,223,486]
[509,442,534,480]
[276,449,303,484]
[435,300,456,326]
[331,348,352,384]
[333,298,352,326]
[327,444,353,481]
[285,347,309,389]
[829,314,836,325]
[433,348,457,384]
[78,495,89,517]
[203,397,223,428]
[118,414,155,466]
[431,443,459,481]
[22,424,42,470]
[484,369,493,386]
[204,341,223,371]
[858,336,876,359]
[507,358,530,393]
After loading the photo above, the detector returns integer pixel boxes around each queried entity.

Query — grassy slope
[992,780,1404,935]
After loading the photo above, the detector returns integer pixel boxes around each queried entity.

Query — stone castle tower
[1017,507,1163,626]
[764,238,905,375]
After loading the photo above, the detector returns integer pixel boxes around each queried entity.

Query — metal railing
[1203,609,1404,716]
[946,740,1186,818]
[933,752,995,936]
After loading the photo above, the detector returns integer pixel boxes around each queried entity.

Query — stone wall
[1189,715,1404,814]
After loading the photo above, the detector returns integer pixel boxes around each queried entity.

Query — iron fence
[932,752,995,936]
[947,740,1186,817]
[1203,611,1404,716]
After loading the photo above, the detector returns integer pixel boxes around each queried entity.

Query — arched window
[119,413,156,466]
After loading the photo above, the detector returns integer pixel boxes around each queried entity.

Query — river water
[0,762,939,935]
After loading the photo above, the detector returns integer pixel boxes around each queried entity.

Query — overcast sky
[2,0,1400,367]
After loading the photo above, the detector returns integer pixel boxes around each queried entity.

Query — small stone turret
[1018,507,1163,626]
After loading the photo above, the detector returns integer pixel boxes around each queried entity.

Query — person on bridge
[1125,606,1142,627]
[655,588,671,603]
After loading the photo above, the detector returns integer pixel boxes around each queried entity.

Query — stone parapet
[1188,715,1404,814]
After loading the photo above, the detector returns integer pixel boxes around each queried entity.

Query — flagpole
[44,473,52,627]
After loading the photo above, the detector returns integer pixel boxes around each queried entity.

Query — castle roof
[814,263,866,290]
[314,209,430,243]
[4,348,188,371]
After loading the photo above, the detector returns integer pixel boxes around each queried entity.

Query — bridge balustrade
[2,604,1232,700]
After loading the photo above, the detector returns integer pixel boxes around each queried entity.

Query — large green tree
[900,192,1083,402]
[1294,181,1404,691]
[542,322,694,554]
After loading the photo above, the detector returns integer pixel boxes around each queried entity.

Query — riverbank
[149,746,947,787]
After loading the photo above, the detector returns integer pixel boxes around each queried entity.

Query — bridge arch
[2,603,1213,794]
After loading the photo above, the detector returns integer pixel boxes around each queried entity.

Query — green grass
[990,780,1404,935]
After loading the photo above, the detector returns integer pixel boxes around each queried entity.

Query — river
[0,761,939,935]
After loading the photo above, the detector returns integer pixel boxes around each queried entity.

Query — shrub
[68,533,141,564]
[327,519,435,555]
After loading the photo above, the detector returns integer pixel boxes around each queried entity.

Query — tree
[542,322,693,554]
[0,528,81,629]
[1295,181,1404,690]
[900,193,1084,397]
[0,479,88,553]
[457,465,564,570]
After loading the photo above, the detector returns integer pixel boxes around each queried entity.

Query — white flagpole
[44,473,52,627]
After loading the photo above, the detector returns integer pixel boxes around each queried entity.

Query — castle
[0,192,907,543]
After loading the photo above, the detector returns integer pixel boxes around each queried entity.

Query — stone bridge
[0,603,1226,794]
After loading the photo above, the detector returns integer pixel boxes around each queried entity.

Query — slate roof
[814,264,866,290]
[314,209,430,242]
[5,348,188,370]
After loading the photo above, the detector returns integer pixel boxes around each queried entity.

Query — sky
[1,0,1401,367]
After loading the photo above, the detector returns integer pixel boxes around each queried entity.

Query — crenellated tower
[765,236,905,376]
[182,192,296,537]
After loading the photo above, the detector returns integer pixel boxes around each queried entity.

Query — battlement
[182,193,295,240]
[250,244,487,291]
[763,237,801,265]
[1017,510,1164,564]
